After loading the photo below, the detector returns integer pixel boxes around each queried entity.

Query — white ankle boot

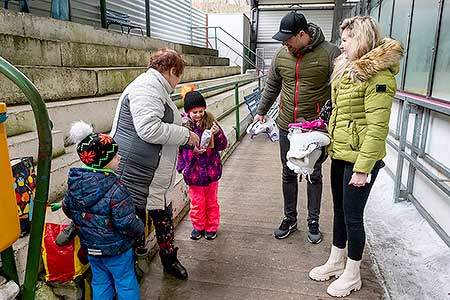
[327,258,362,297]
[309,246,346,281]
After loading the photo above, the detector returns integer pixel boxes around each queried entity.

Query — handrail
[192,26,266,74]
[390,90,450,248]
[204,26,264,62]
[0,56,52,300]
[172,75,266,108]
[172,74,266,140]
[215,37,261,72]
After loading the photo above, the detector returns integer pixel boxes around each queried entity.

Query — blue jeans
[88,248,139,300]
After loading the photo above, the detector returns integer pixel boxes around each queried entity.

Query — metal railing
[192,26,266,75]
[0,56,52,300]
[172,75,266,140]
[388,91,450,248]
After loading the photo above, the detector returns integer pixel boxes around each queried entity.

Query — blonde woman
[308,16,403,297]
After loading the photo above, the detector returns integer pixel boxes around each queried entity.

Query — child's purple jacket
[177,116,228,186]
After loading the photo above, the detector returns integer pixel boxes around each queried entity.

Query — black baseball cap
[272,11,308,41]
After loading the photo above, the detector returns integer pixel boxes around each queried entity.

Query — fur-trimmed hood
[348,38,403,82]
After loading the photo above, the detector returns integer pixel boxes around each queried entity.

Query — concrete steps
[7,80,257,201]
[6,74,255,138]
[0,34,228,68]
[0,8,218,58]
[7,130,65,160]
[1,65,241,105]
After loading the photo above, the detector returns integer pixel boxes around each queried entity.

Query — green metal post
[234,83,240,141]
[100,0,107,28]
[0,246,19,284]
[0,56,52,300]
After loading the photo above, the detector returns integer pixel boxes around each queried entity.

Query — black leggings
[331,159,382,261]
[135,205,175,255]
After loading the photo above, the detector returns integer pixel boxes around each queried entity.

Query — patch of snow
[365,169,450,300]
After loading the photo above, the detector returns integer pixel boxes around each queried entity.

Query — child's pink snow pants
[188,181,220,232]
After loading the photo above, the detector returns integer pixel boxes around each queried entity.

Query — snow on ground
[365,169,450,300]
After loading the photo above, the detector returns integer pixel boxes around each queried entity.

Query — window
[432,1,450,102]
[391,0,411,87]
[379,0,393,37]
[404,0,439,95]
[370,5,379,21]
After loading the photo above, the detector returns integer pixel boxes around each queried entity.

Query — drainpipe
[145,0,150,37]
[100,0,107,28]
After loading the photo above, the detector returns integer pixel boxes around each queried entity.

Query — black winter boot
[159,247,188,280]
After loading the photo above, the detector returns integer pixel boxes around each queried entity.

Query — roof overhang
[250,0,359,7]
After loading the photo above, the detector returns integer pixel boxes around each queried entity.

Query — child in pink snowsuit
[177,91,228,240]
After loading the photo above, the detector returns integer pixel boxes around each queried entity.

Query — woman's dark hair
[148,48,186,76]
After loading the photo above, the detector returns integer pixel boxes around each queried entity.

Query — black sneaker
[190,229,204,240]
[274,217,297,239]
[204,231,217,240]
[307,221,322,244]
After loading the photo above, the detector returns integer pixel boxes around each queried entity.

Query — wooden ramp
[141,134,384,299]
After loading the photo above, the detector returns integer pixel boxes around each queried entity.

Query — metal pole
[394,100,410,203]
[205,14,209,48]
[405,105,423,197]
[0,56,52,300]
[0,246,19,284]
[234,83,240,141]
[145,0,150,37]
[331,0,344,43]
[100,0,107,29]
[400,0,415,90]
[426,0,445,97]
[214,27,217,49]
[418,108,430,158]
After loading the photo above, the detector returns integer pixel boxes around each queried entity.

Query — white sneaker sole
[309,269,344,282]
[327,281,362,297]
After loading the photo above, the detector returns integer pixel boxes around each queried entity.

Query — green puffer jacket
[257,24,341,130]
[328,38,403,174]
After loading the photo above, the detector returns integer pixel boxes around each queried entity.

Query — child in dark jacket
[62,121,144,300]
[177,91,228,240]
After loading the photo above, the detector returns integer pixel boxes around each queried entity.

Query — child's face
[105,154,121,171]
[189,107,205,123]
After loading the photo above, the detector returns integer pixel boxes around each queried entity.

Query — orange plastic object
[0,103,20,252]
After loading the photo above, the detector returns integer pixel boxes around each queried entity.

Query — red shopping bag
[41,223,89,282]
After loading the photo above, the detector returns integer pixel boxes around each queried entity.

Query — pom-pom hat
[69,121,118,169]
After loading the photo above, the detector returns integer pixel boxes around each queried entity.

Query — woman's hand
[349,172,368,187]
[187,131,200,147]
[211,122,219,134]
[193,146,207,154]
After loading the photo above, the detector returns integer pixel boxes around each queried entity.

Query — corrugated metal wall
[191,7,207,48]
[256,9,334,67]
[149,0,205,47]
[71,0,101,27]
[5,0,206,47]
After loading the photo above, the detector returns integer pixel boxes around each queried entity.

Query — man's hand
[349,172,368,187]
[187,131,200,147]
[254,114,265,123]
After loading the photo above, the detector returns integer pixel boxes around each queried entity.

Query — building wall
[369,0,450,245]
[208,13,249,70]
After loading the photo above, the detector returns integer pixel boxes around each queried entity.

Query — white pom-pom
[69,121,93,144]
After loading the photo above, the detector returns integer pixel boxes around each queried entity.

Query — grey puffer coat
[110,68,190,210]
